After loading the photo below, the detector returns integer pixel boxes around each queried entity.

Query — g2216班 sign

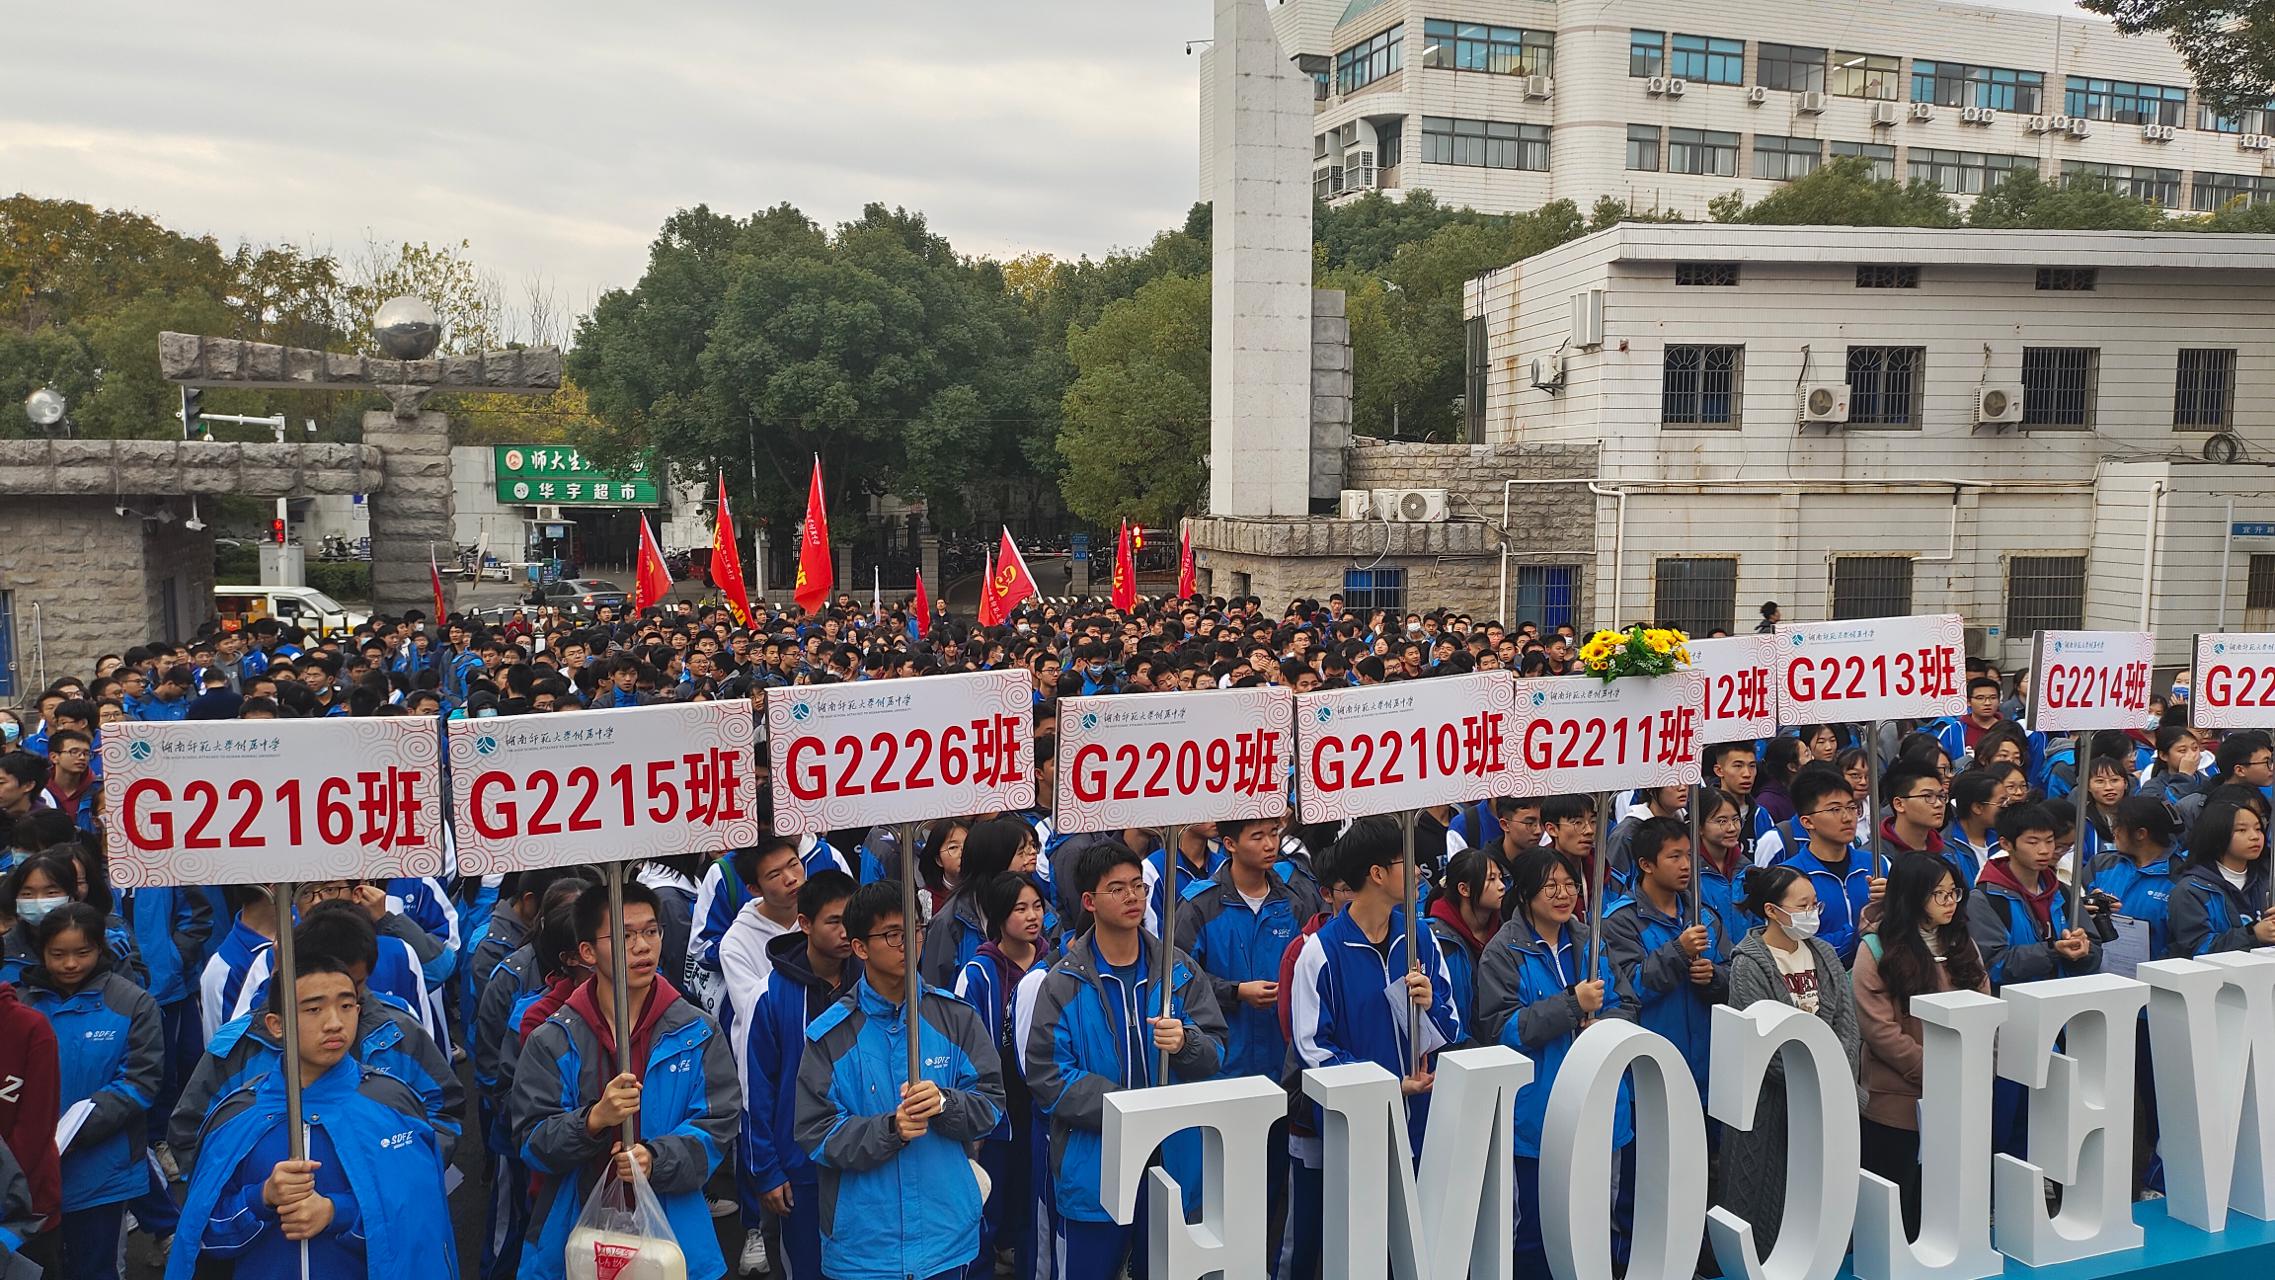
[2027,630,2156,733]
[450,700,761,875]
[1777,614,1965,724]
[1294,671,1520,823]
[2190,632,2275,729]
[104,719,448,889]
[1509,672,1709,795]
[1056,686,1290,833]
[767,669,1034,831]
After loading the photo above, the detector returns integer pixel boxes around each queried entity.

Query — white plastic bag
[564,1157,688,1280]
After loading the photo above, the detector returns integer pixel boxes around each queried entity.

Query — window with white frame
[1667,127,1740,177]
[1754,134,1823,181]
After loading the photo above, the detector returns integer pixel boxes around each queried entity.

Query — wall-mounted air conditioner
[1801,383,1852,425]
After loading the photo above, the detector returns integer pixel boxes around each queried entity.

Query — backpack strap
[1863,933,1884,962]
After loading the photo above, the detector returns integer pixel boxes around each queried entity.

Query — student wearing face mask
[0,853,141,991]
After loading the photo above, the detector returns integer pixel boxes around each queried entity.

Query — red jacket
[0,985,60,1228]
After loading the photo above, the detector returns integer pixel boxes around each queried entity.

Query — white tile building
[1462,223,2275,666]
[1202,0,2275,220]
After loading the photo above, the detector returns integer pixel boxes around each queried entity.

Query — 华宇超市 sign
[493,445,658,506]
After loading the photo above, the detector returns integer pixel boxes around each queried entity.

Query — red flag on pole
[977,549,998,627]
[428,544,448,622]
[1177,518,1197,599]
[634,515,673,613]
[710,473,756,627]
[794,455,832,614]
[993,528,1037,619]
[911,569,931,640]
[1111,520,1137,611]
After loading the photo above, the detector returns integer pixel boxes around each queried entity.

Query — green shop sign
[492,445,659,506]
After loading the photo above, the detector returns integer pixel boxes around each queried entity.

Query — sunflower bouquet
[1577,625,1693,684]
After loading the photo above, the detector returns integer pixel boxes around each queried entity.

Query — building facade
[1201,0,2275,221]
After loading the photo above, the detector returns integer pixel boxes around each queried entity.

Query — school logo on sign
[1312,706,1333,725]
[1080,712,1100,731]
[1789,632,1807,646]
[1530,690,1549,707]
[474,734,499,757]
[791,702,812,723]
[127,740,153,763]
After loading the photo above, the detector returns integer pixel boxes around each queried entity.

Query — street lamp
[24,387,66,435]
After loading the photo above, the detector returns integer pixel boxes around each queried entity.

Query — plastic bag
[564,1156,688,1280]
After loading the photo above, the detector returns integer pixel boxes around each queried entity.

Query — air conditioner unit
[2067,117,2093,137]
[1746,85,1768,105]
[1977,383,2025,425]
[1530,353,1566,389]
[1379,488,1451,523]
[1569,288,1606,348]
[1960,105,1995,125]
[2047,114,2074,132]
[1346,150,1376,191]
[1646,76,1669,96]
[2144,123,2177,142]
[532,505,566,522]
[1339,489,1373,520]
[1909,102,1936,122]
[2244,133,2274,151]
[1665,78,1688,97]
[1801,383,1852,424]
[1870,102,1900,128]
[1798,91,1829,115]
[1524,74,1553,100]
[2026,115,2051,133]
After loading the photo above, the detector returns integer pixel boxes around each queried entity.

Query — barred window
[2065,75,2189,126]
[1911,61,2045,113]
[1422,20,1554,76]
[1832,556,1915,620]
[1675,262,1740,286]
[2005,556,2087,636]
[1336,25,1405,94]
[2021,347,2099,428]
[1516,565,1581,633]
[1627,124,1661,172]
[1662,345,1743,427]
[2174,348,2237,430]
[2062,161,2182,208]
[1757,44,1826,94]
[2036,268,2097,291]
[1421,116,1549,169]
[1856,265,1920,288]
[2249,556,2275,613]
[1654,558,1739,637]
[1831,51,1902,100]
[1343,568,1407,613]
[2193,171,2275,211]
[1830,140,1897,182]
[1670,33,1744,85]
[1845,347,1925,427]
[1754,134,1823,181]
[1465,317,1488,443]
[1630,30,1664,79]
[1907,148,2034,195]
[1667,127,1740,177]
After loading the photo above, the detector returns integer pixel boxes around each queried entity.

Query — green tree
[1056,273,1210,525]
[2079,0,2275,116]
[346,238,505,354]
[1967,170,2168,229]
[1710,158,1959,226]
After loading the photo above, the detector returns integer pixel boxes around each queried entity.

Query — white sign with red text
[767,669,1034,831]
[1056,686,1291,833]
[104,718,448,889]
[1295,672,1520,823]
[2189,633,2275,729]
[1689,634,1779,745]
[1509,672,1709,796]
[1776,614,1966,724]
[2027,630,2157,733]
[450,700,761,875]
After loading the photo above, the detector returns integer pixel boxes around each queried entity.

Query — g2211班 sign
[2026,630,2156,733]
[1509,671,1709,795]
[1777,614,1965,724]
[767,669,1034,831]
[2189,632,2275,729]
[1056,686,1290,833]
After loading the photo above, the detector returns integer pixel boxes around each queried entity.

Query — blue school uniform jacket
[1177,865,1320,1078]
[1472,917,1634,1159]
[165,1059,456,1280]
[121,886,211,1007]
[1287,908,1462,1140]
[2088,850,2174,959]
[1603,893,1731,1093]
[2167,862,2273,959]
[23,969,159,1209]
[1967,863,2102,988]
[745,933,859,1193]
[794,978,1005,1280]
[1776,843,1876,964]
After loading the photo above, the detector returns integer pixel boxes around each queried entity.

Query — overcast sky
[5,0,2101,329]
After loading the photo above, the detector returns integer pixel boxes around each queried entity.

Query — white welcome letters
[1099,966,2275,1280]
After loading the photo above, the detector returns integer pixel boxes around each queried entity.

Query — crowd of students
[0,586,2264,1280]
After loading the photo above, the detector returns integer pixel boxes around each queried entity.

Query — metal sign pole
[1687,784,1705,929]
[1395,808,1422,1076]
[605,860,635,1150]
[2070,736,2095,932]
[900,820,924,1087]
[1865,720,1887,879]
[1587,793,1611,982]
[273,881,304,1160]
[1156,821,1183,1084]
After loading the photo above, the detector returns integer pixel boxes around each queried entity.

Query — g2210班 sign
[1294,671,1520,823]
[1777,614,1965,724]
[450,700,761,874]
[1056,686,1290,833]
[104,719,448,888]
[1508,672,1709,795]
[767,669,1034,831]
[2189,632,2275,729]
[2027,630,2156,733]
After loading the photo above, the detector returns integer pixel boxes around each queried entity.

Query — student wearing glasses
[1774,765,1884,964]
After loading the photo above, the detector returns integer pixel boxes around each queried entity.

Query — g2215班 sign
[1294,672,1520,823]
[2190,633,2275,729]
[767,669,1034,831]
[1056,686,1291,833]
[1777,614,1965,724]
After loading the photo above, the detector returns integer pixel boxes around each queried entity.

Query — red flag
[1176,518,1197,599]
[794,455,832,614]
[428,544,448,622]
[1111,519,1137,611]
[977,549,998,627]
[911,569,931,640]
[992,527,1037,619]
[634,515,673,613]
[710,473,756,627]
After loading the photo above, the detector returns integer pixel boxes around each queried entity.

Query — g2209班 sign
[767,669,1034,831]
[1294,672,1520,823]
[1056,686,1290,833]
[1777,613,1965,724]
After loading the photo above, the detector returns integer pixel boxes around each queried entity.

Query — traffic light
[180,387,203,439]
[271,517,286,545]
[1132,527,1145,551]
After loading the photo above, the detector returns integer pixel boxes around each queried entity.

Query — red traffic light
[271,518,286,544]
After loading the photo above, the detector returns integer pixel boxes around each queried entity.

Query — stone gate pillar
[361,410,455,618]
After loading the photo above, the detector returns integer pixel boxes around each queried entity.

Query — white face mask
[1778,907,1821,940]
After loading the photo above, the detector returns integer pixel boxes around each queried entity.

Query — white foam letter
[1540,1021,1709,1280]
[1103,1076,1283,1280]
[1706,1002,1860,1280]
[1850,988,2007,1280]
[1991,974,2148,1266]
[2141,953,2275,1230]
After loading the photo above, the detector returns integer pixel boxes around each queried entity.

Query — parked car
[537,578,630,613]
[213,586,368,638]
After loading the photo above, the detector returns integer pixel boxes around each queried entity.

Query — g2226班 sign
[767,669,1035,832]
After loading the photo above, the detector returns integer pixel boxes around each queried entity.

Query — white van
[213,586,369,638]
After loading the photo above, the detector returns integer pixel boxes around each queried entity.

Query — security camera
[114,505,127,518]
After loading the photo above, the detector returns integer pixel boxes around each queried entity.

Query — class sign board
[449,700,762,875]
[2026,630,2156,733]
[1508,672,1709,796]
[1055,686,1291,833]
[2190,633,2275,729]
[1294,672,1520,823]
[1687,634,1778,745]
[1776,613,1966,724]
[767,669,1034,831]
[103,718,449,889]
